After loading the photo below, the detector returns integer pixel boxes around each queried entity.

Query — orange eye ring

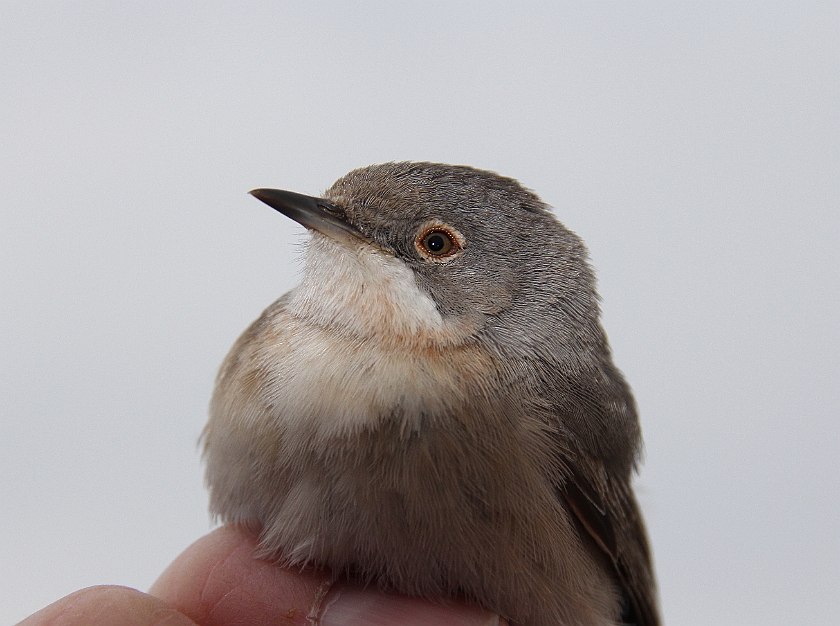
[421,230,455,255]
[415,224,465,261]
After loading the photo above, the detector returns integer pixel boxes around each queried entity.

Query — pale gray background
[1,2,837,624]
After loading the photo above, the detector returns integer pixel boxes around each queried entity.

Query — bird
[201,162,659,626]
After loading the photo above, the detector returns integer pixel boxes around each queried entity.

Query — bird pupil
[428,235,445,251]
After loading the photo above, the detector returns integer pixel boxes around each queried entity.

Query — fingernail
[318,585,501,626]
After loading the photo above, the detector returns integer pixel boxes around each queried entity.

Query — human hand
[17,525,501,625]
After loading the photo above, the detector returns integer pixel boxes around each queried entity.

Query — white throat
[287,233,468,347]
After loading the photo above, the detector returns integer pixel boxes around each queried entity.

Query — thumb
[150,525,503,626]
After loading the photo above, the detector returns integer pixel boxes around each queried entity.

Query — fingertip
[318,585,504,626]
[17,586,198,626]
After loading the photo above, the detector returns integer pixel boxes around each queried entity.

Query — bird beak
[249,188,377,249]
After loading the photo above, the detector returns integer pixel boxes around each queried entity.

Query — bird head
[251,161,603,366]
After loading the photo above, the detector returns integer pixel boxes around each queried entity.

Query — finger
[149,525,331,625]
[319,585,504,626]
[150,525,504,626]
[16,585,197,626]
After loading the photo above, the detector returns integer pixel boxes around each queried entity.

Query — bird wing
[558,465,659,626]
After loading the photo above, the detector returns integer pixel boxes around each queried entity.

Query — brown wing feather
[559,468,659,626]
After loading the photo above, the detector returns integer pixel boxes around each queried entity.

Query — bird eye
[420,230,456,256]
